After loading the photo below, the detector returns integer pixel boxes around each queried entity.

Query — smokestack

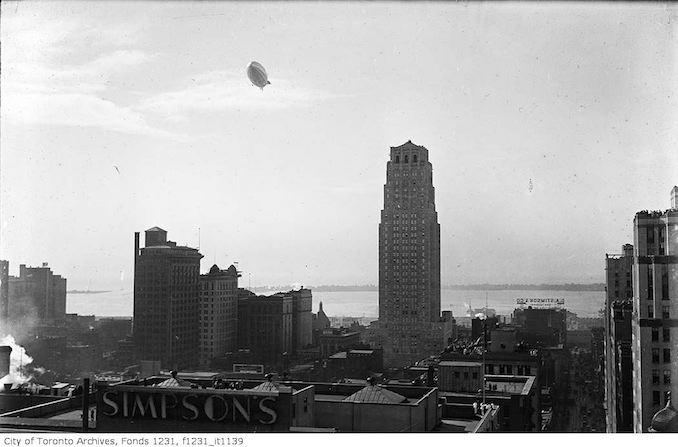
[0,345,12,378]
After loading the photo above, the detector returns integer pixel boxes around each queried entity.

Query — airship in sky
[247,61,270,90]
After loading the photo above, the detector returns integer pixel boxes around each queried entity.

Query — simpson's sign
[97,386,284,431]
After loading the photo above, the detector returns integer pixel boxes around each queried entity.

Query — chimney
[671,186,678,209]
[0,345,12,379]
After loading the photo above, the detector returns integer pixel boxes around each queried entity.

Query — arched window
[395,155,400,163]
[404,155,409,163]
[413,154,418,162]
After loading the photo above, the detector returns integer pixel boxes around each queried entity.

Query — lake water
[67,288,604,319]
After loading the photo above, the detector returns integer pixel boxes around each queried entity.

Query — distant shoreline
[249,283,605,293]
[67,290,112,294]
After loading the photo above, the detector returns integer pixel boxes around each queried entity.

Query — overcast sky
[1,1,677,290]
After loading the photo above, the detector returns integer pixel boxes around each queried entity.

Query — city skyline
[2,2,677,290]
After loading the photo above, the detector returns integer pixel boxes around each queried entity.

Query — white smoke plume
[0,334,34,386]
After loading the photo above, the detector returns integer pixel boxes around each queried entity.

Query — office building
[199,264,240,368]
[290,288,313,352]
[237,290,294,366]
[6,263,66,324]
[512,307,567,347]
[133,227,203,369]
[378,141,443,367]
[603,244,635,430]
[632,188,678,432]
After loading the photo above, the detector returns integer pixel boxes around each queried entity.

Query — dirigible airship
[247,61,270,90]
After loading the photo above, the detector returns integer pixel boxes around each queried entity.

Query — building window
[663,328,671,342]
[413,154,418,162]
[664,348,671,363]
[464,372,469,379]
[652,348,660,363]
[404,155,409,163]
[648,306,654,318]
[524,366,531,375]
[662,271,669,300]
[653,391,661,406]
[664,370,671,385]
[662,306,670,319]
[652,369,660,385]
[648,267,654,299]
[395,155,400,163]
[652,328,659,342]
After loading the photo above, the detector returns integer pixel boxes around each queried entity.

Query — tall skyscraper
[604,244,634,433]
[198,264,240,368]
[133,227,203,369]
[378,140,443,367]
[632,188,678,432]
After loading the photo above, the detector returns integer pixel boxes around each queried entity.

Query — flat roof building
[632,189,678,432]
[199,264,240,368]
[133,227,203,370]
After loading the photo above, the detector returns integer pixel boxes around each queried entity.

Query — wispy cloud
[1,10,183,140]
[137,70,339,119]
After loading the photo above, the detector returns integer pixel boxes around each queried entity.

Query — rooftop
[391,140,426,151]
[342,385,408,404]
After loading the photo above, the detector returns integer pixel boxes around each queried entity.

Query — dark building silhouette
[7,263,66,324]
[237,288,313,367]
[632,189,678,432]
[199,264,240,368]
[378,141,444,367]
[237,289,293,366]
[610,300,633,432]
[133,227,203,369]
[512,307,566,347]
[312,301,331,346]
[604,244,634,433]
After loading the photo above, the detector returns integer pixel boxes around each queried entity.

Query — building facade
[290,288,313,352]
[199,264,240,368]
[133,227,203,369]
[6,263,66,325]
[237,291,294,366]
[632,189,678,432]
[378,141,442,367]
[604,244,634,433]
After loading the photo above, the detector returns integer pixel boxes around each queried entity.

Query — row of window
[394,154,418,163]
[647,305,671,319]
[651,328,671,342]
[651,370,671,385]
[651,348,671,363]
[652,390,671,407]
